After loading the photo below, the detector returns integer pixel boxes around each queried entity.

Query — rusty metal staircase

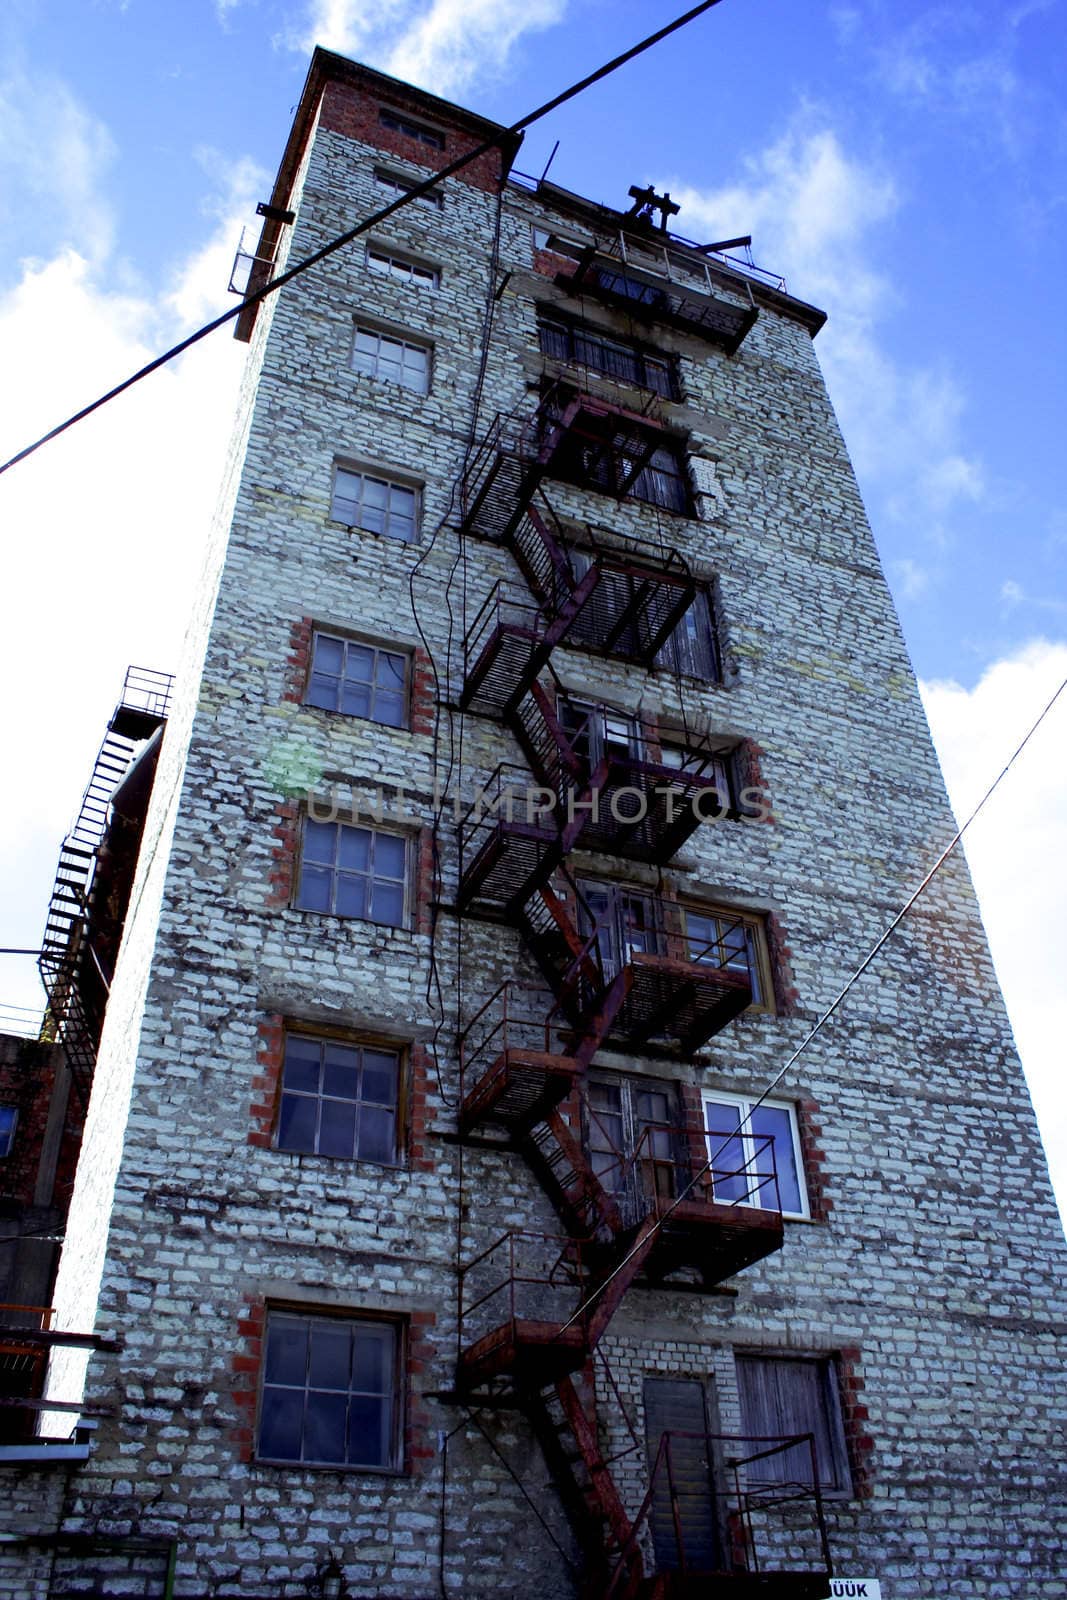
[38,667,172,1100]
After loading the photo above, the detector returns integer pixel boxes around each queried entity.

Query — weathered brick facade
[3,46,1064,1600]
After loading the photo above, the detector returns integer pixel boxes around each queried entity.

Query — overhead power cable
[555,669,1067,1335]
[0,0,727,480]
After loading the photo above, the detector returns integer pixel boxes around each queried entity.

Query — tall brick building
[3,48,1064,1600]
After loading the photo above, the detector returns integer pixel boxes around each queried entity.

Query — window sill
[253,1456,406,1477]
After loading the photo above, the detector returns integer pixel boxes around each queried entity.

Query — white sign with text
[830,1583,882,1600]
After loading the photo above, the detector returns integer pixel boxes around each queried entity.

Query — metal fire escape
[454,390,831,1596]
[37,666,173,1102]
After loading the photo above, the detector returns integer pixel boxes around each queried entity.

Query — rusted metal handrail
[458,980,562,1081]
[604,1429,832,1593]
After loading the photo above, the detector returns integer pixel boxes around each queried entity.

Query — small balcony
[584,1116,785,1288]
[457,764,563,918]
[558,253,759,355]
[606,1431,832,1599]
[0,1305,113,1459]
[458,983,586,1137]
[514,686,737,865]
[457,1231,595,1392]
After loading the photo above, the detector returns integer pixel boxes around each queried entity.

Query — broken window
[545,411,692,514]
[679,905,771,1009]
[373,168,443,210]
[257,1310,400,1469]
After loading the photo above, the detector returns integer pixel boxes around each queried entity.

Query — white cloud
[288,0,568,94]
[892,558,931,600]
[0,99,265,1023]
[671,119,987,572]
[921,640,1067,1228]
[0,67,117,271]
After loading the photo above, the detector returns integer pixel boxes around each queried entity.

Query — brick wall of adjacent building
[3,52,1064,1600]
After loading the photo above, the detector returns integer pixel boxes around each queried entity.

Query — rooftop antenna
[538,139,561,185]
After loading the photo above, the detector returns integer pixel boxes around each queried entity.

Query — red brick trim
[407,1044,435,1176]
[410,647,434,736]
[534,248,580,280]
[794,1095,831,1224]
[283,616,314,704]
[319,81,509,193]
[839,1346,875,1499]
[765,911,800,1017]
[266,800,300,909]
[249,1015,285,1150]
[734,738,775,824]
[413,826,435,936]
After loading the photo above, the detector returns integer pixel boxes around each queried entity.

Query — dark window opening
[257,1310,400,1469]
[544,409,692,514]
[379,109,444,150]
[537,314,677,399]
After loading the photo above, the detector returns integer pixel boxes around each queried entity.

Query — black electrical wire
[0,0,727,480]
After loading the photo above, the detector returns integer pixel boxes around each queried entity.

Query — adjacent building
[2,48,1064,1600]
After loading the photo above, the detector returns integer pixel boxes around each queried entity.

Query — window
[680,905,771,1009]
[296,821,406,926]
[532,226,586,262]
[654,588,720,681]
[587,1074,677,1216]
[545,409,692,514]
[277,1033,399,1164]
[379,108,444,149]
[557,698,641,770]
[258,1309,400,1469]
[351,326,430,394]
[537,313,677,399]
[735,1354,850,1493]
[331,468,418,543]
[592,265,669,311]
[703,1093,807,1217]
[577,880,661,977]
[0,1106,16,1158]
[658,740,734,808]
[366,246,439,288]
[306,632,408,727]
[374,168,443,209]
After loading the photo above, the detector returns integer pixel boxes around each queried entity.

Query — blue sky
[1,0,1064,1214]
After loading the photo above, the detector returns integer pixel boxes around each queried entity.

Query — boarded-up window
[735,1355,850,1493]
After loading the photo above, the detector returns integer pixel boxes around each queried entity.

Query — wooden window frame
[734,1352,852,1497]
[255,1305,405,1473]
[351,324,432,394]
[274,1024,406,1168]
[378,107,445,150]
[295,818,410,928]
[365,244,440,289]
[678,903,774,1013]
[305,629,411,727]
[330,464,420,543]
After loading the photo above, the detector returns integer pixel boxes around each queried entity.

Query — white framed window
[257,1309,401,1470]
[366,245,439,288]
[702,1092,808,1218]
[374,168,443,210]
[0,1105,17,1158]
[296,820,407,927]
[351,326,430,394]
[331,467,418,543]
